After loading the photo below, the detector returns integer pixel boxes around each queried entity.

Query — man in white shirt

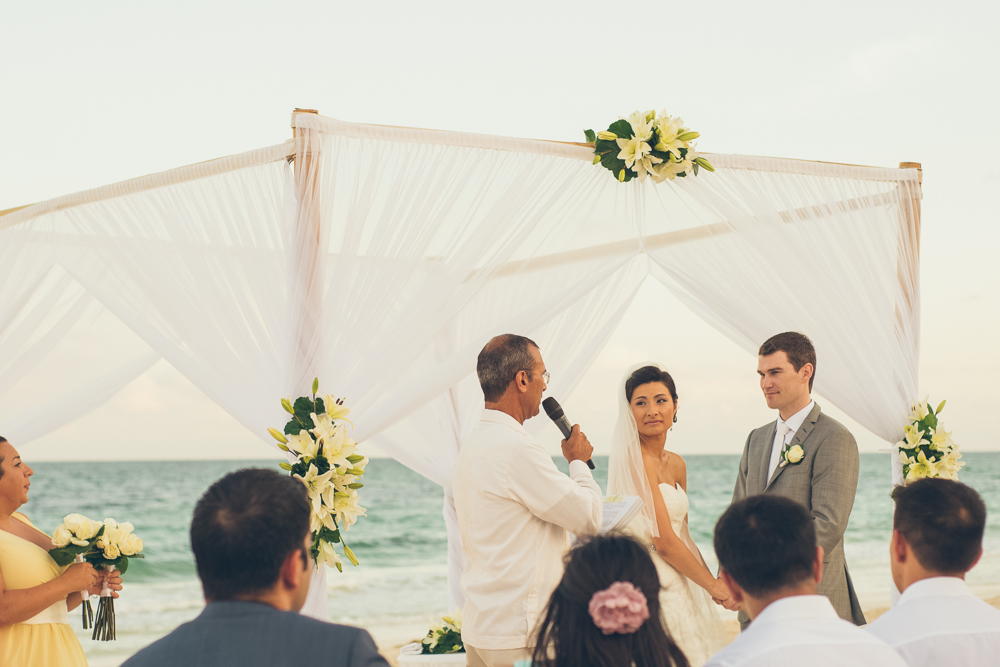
[730,332,864,627]
[707,494,906,667]
[866,478,1000,665]
[453,334,602,667]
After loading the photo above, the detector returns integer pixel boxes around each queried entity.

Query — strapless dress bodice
[658,482,688,536]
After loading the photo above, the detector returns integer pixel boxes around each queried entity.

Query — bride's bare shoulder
[664,452,687,490]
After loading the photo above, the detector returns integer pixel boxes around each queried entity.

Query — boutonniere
[779,444,805,468]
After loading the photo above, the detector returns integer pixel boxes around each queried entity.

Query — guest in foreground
[866,478,1000,665]
[0,436,123,667]
[527,533,689,667]
[731,332,864,627]
[122,468,389,667]
[454,334,602,667]
[706,495,906,667]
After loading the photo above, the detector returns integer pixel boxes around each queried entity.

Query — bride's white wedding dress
[625,482,728,667]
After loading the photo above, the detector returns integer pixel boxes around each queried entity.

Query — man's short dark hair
[759,332,817,391]
[892,478,986,574]
[714,495,816,597]
[191,468,310,601]
[477,334,539,403]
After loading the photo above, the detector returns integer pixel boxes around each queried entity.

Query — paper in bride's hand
[600,496,643,534]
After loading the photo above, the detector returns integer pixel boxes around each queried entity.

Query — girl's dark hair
[0,436,7,481]
[531,534,689,667]
[625,366,678,404]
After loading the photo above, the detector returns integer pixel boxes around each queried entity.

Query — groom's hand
[561,425,593,465]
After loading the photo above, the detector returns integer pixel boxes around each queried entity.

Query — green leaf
[314,397,326,415]
[608,119,632,139]
[584,129,596,143]
[118,557,130,576]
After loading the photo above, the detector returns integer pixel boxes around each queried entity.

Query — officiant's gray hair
[478,334,539,402]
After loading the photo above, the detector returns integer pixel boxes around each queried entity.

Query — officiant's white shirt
[705,595,906,667]
[767,400,814,481]
[865,577,1000,666]
[453,409,602,650]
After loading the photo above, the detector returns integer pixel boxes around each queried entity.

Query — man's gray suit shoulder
[122,612,388,667]
[814,412,857,445]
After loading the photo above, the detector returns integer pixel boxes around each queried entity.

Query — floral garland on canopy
[895,398,963,484]
[585,110,713,183]
[269,379,367,570]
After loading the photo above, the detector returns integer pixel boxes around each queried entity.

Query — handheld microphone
[542,397,596,470]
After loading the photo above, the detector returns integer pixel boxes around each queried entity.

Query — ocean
[21,453,1000,666]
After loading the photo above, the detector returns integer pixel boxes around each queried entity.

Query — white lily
[333,490,367,529]
[653,114,687,158]
[323,427,358,469]
[626,110,655,141]
[298,463,337,518]
[323,394,352,422]
[286,430,319,459]
[316,539,343,569]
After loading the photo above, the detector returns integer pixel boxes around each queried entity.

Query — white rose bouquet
[585,110,714,183]
[896,398,964,484]
[269,378,367,571]
[49,514,144,640]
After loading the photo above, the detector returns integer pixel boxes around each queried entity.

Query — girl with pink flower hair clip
[526,534,690,667]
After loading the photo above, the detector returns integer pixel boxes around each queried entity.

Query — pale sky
[2,1,998,461]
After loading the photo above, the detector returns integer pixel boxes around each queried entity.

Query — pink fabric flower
[588,581,650,635]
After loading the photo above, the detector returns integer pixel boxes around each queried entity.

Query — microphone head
[542,397,565,421]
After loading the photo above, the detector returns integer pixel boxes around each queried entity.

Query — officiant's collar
[482,408,530,436]
[778,400,815,435]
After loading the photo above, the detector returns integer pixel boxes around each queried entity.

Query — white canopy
[0,111,922,612]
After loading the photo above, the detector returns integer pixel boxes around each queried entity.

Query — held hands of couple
[560,424,593,464]
[711,578,742,611]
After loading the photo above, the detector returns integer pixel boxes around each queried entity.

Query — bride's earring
[671,413,677,431]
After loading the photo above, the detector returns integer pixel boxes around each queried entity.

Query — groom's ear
[800,363,814,384]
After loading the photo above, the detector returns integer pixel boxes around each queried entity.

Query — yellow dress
[0,512,88,667]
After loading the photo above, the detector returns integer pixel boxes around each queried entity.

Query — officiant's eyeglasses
[521,370,550,384]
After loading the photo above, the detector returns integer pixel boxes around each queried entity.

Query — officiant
[453,334,602,667]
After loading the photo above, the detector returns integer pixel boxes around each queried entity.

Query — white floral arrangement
[420,610,464,655]
[49,514,145,640]
[896,398,963,484]
[585,110,714,183]
[269,378,367,571]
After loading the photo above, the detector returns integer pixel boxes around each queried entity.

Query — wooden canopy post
[289,108,324,392]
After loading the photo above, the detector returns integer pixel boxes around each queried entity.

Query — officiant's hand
[561,425,593,465]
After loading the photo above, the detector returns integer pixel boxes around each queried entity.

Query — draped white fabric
[0,114,921,619]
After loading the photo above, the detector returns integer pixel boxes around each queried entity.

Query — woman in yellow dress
[0,436,123,667]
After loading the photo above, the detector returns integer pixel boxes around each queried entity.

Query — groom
[731,332,865,627]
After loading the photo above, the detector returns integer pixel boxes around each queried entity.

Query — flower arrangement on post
[895,398,963,484]
[269,378,367,571]
[49,514,144,640]
[420,610,464,655]
[584,110,714,183]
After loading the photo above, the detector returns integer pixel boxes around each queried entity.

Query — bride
[608,364,729,666]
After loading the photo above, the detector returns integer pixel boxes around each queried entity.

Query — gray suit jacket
[121,601,390,667]
[732,402,866,627]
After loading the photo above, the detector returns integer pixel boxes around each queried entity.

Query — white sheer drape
[0,115,920,620]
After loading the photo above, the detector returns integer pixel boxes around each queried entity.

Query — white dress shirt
[452,409,602,650]
[706,595,907,667]
[866,576,1000,667]
[767,400,815,481]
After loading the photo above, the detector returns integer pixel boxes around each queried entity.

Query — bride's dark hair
[531,534,689,667]
[625,366,678,404]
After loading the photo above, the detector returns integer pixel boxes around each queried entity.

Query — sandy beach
[381,596,1000,667]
